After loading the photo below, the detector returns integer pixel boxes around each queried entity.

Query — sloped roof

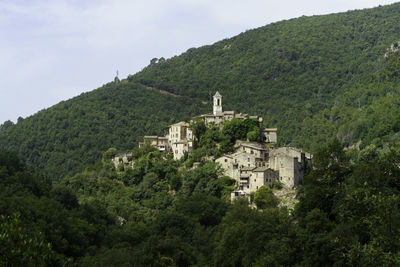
[238,141,267,150]
[214,91,222,97]
[253,166,274,172]
[170,121,189,127]
[241,166,256,171]
[263,128,278,132]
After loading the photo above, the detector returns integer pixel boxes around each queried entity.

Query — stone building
[138,91,305,169]
[168,122,193,160]
[140,91,260,159]
[216,141,311,194]
[262,128,278,143]
[111,152,134,169]
[201,92,259,125]
[138,136,169,151]
[136,91,311,197]
[269,147,310,186]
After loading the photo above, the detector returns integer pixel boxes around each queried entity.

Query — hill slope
[2,3,400,178]
[0,82,208,177]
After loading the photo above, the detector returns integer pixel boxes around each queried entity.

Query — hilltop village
[114,92,311,198]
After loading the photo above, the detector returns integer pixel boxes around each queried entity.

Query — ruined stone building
[111,152,134,169]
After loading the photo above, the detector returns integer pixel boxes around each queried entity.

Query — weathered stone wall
[269,147,305,187]
[172,142,189,160]
[216,156,235,178]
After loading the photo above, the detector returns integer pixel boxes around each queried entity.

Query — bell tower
[213,91,222,115]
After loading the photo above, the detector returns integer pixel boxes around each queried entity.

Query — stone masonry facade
[138,91,311,195]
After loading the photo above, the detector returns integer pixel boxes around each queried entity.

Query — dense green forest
[2,3,400,178]
[0,83,208,178]
[2,3,400,265]
[1,139,400,266]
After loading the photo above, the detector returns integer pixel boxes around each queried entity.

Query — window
[248,158,250,162]
[254,179,256,182]
[224,159,228,162]
[247,185,249,188]
[217,99,220,105]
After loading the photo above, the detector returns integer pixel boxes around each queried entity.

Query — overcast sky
[0,0,398,123]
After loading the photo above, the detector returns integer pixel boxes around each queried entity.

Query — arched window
[217,99,220,105]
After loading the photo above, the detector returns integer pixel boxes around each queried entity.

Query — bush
[272,181,284,190]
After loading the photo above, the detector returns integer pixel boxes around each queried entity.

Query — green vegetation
[2,4,400,178]
[2,3,400,265]
[0,83,208,178]
[254,185,280,209]
[132,2,400,154]
[2,137,400,265]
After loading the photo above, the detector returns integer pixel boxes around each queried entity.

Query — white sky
[0,0,398,123]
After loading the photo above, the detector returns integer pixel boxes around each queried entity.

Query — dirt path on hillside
[145,86,181,98]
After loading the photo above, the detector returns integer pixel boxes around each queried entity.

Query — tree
[254,186,279,209]
[0,214,62,266]
[190,117,207,146]
[102,148,117,162]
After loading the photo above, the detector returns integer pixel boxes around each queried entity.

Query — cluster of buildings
[139,92,277,159]
[217,142,311,198]
[137,92,311,195]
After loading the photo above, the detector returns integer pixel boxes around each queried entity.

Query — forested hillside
[2,140,400,265]
[131,3,400,152]
[0,82,208,178]
[2,3,400,178]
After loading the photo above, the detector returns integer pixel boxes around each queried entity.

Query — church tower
[213,91,222,115]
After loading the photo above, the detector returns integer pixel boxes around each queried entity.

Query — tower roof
[214,91,222,97]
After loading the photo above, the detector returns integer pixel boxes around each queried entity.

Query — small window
[225,159,228,162]
[247,185,249,188]
[254,179,256,182]
[248,158,250,162]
